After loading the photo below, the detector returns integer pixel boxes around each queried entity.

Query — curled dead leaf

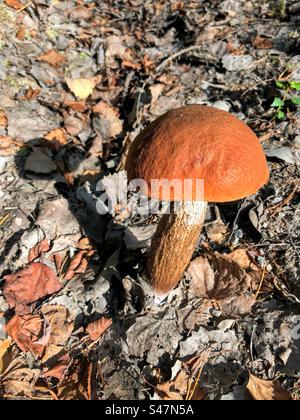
[63,251,90,281]
[247,373,292,400]
[28,239,50,263]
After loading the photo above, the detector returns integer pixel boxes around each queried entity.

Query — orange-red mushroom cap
[126,105,269,202]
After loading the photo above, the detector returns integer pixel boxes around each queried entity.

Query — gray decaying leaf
[123,225,157,250]
[125,308,181,366]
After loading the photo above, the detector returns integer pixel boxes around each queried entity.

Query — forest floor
[0,0,299,400]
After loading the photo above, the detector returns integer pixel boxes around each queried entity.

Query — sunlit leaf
[291,96,300,105]
[289,81,300,91]
[271,97,283,108]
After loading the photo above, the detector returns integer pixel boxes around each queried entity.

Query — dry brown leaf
[156,357,206,400]
[187,247,255,316]
[5,314,48,357]
[42,344,71,380]
[64,100,87,112]
[0,339,11,374]
[253,36,273,50]
[66,77,98,100]
[206,221,228,244]
[28,239,50,263]
[3,263,62,314]
[150,84,165,104]
[227,249,252,270]
[44,128,68,150]
[0,112,8,128]
[38,49,65,67]
[0,355,42,398]
[63,251,87,281]
[247,373,292,400]
[24,86,41,100]
[63,112,85,136]
[4,0,24,10]
[156,370,187,400]
[86,317,112,341]
[16,25,26,40]
[77,237,93,251]
[0,136,23,156]
[92,101,123,139]
[41,305,74,346]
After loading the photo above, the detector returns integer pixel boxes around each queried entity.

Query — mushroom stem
[147,200,208,295]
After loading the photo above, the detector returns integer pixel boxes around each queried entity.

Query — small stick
[254,264,267,301]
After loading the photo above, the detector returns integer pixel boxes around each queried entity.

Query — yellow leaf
[66,78,98,100]
[247,373,292,401]
[0,339,11,374]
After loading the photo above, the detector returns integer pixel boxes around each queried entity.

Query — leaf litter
[0,0,299,401]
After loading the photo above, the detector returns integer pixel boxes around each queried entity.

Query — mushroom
[126,105,269,296]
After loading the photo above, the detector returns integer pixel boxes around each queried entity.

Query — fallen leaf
[86,317,112,341]
[77,237,93,251]
[69,5,94,21]
[92,101,123,140]
[227,249,252,270]
[41,305,74,346]
[253,36,273,50]
[206,221,228,244]
[38,49,65,67]
[44,128,68,150]
[42,345,71,380]
[156,370,187,400]
[24,86,41,100]
[3,262,62,314]
[66,77,98,100]
[5,314,48,357]
[0,355,42,398]
[63,112,85,136]
[247,373,292,400]
[150,84,165,104]
[122,60,141,70]
[0,339,11,374]
[0,112,8,128]
[4,0,24,10]
[63,251,88,281]
[0,136,23,156]
[28,239,50,263]
[64,100,87,112]
[186,247,255,316]
[156,355,207,400]
[16,25,26,40]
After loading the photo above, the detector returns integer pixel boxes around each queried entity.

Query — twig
[155,45,217,74]
[254,264,267,301]
[268,183,299,218]
[17,2,33,12]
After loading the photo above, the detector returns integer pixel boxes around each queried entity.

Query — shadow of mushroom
[3,137,137,318]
